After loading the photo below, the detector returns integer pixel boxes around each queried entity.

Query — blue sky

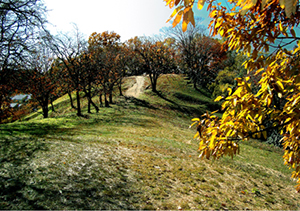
[44,0,212,41]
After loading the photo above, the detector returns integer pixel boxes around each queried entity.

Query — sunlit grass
[1,74,300,209]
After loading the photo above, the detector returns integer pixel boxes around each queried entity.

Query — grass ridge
[0,74,300,210]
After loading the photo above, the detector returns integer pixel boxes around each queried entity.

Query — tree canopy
[165,0,300,191]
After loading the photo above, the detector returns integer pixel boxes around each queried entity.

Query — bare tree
[21,34,57,118]
[52,24,87,117]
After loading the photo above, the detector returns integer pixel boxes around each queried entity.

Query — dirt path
[125,76,145,98]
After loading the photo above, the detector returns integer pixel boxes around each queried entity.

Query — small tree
[88,31,124,107]
[184,35,227,91]
[21,36,58,118]
[52,25,87,117]
[162,21,227,91]
[51,58,77,109]
[131,36,178,92]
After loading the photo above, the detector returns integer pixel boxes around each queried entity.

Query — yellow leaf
[279,22,284,32]
[199,140,206,150]
[263,131,267,139]
[182,7,193,32]
[255,68,265,75]
[219,28,224,36]
[167,6,184,23]
[266,96,272,107]
[215,96,224,102]
[211,110,219,115]
[292,95,300,106]
[258,115,263,123]
[168,0,175,8]
[194,132,200,139]
[172,10,183,27]
[227,87,232,95]
[209,138,216,149]
[209,10,218,18]
[226,129,233,137]
[165,0,172,6]
[197,0,206,10]
[182,20,188,32]
[285,117,291,123]
[190,121,198,128]
[276,81,284,91]
[279,0,285,8]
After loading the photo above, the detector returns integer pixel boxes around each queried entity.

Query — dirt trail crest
[125,76,145,98]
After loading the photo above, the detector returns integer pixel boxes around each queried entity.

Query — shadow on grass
[124,96,157,110]
[0,122,62,137]
[0,137,49,209]
[173,92,221,111]
[0,138,137,209]
[24,168,136,210]
[80,114,159,131]
[155,91,203,115]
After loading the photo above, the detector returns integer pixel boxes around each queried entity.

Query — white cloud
[45,0,173,41]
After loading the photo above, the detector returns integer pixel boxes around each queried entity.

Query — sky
[44,0,211,41]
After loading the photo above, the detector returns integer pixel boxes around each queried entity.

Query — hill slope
[0,74,300,210]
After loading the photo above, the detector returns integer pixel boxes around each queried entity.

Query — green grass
[1,74,300,210]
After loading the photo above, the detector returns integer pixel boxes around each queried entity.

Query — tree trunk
[99,93,103,107]
[50,98,55,112]
[68,91,76,109]
[193,81,200,91]
[109,92,113,104]
[152,80,157,92]
[150,74,157,92]
[83,88,92,114]
[84,88,99,113]
[119,84,123,96]
[42,105,48,118]
[76,89,82,117]
[39,93,49,118]
[118,78,123,96]
[90,98,99,113]
[87,98,91,113]
[104,94,109,107]
[41,97,49,118]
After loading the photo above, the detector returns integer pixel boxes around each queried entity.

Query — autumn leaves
[165,0,300,192]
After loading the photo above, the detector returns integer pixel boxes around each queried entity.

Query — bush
[211,68,237,98]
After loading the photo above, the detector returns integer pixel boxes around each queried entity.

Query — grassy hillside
[1,74,300,210]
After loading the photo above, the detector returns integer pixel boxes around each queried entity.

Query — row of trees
[1,0,236,122]
[24,30,179,118]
